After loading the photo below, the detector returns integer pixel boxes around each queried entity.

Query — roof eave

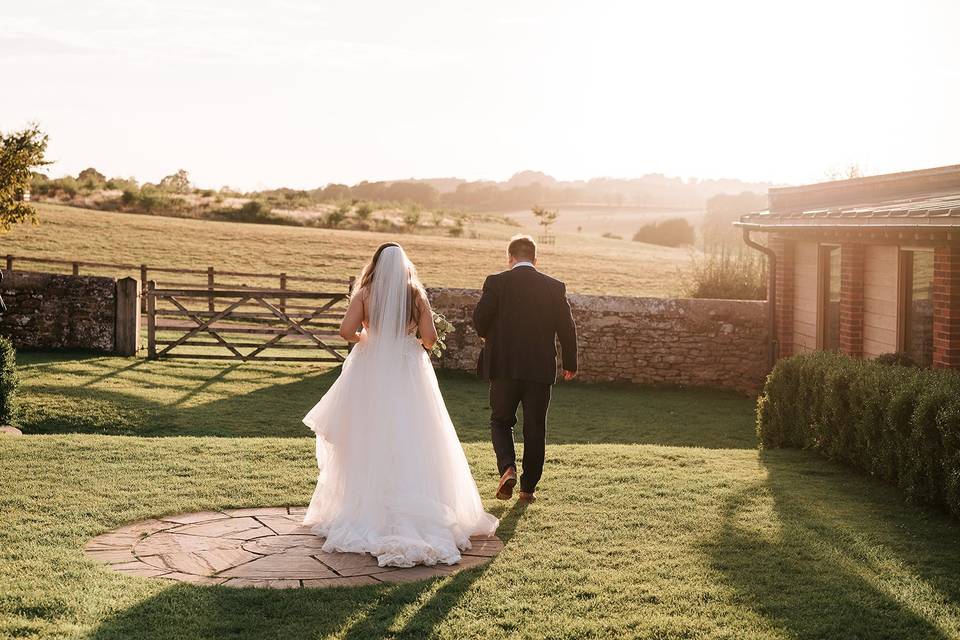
[733,220,960,231]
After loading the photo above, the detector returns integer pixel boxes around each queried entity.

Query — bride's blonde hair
[354,242,426,324]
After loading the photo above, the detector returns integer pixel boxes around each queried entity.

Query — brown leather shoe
[495,467,517,500]
[518,491,536,504]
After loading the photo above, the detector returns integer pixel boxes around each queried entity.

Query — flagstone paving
[84,507,503,588]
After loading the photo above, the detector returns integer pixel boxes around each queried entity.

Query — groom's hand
[562,369,576,381]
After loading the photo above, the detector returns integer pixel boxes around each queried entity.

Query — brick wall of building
[934,245,960,369]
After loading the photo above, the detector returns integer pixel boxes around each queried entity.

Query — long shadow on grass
[89,502,526,640]
[703,449,960,639]
[20,353,757,446]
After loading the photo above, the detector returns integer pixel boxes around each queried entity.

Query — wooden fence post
[115,277,141,356]
[147,280,157,359]
[72,262,79,276]
[6,255,12,273]
[207,266,215,313]
[279,273,287,313]
[140,264,148,312]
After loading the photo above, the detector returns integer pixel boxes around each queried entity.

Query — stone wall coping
[1,270,118,289]
[427,287,766,315]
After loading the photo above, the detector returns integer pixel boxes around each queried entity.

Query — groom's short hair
[508,235,537,261]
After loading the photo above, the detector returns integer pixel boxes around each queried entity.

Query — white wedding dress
[302,247,498,568]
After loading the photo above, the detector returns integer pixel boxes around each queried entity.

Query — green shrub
[0,336,19,426]
[54,176,80,198]
[106,177,139,191]
[354,202,373,220]
[874,352,918,367]
[757,351,960,516]
[403,204,422,228]
[218,200,281,224]
[633,217,694,247]
[684,248,767,300]
[324,203,350,228]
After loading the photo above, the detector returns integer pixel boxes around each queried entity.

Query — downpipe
[741,227,778,368]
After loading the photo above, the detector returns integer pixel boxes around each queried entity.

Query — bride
[302,242,499,568]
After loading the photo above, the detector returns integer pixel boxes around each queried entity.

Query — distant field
[504,204,704,240]
[3,203,695,296]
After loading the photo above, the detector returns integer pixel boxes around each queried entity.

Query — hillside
[3,203,696,297]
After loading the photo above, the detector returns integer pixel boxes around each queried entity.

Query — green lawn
[3,354,960,639]
[17,353,756,448]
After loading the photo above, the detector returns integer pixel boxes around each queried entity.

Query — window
[899,249,934,367]
[818,245,841,350]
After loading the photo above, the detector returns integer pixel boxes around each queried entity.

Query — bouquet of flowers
[429,311,455,358]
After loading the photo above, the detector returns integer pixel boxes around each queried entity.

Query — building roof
[737,164,960,230]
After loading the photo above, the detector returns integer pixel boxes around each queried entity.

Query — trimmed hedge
[0,336,18,426]
[757,351,960,517]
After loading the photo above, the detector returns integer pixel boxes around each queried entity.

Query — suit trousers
[489,377,552,493]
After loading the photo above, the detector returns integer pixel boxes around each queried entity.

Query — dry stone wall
[427,288,769,394]
[0,271,116,352]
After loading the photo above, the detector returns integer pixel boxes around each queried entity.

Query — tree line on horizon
[26,164,771,215]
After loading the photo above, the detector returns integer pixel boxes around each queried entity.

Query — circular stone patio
[84,507,503,589]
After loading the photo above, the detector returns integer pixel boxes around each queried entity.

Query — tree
[702,191,767,246]
[0,124,49,231]
[77,167,106,189]
[824,163,867,181]
[319,183,351,202]
[159,169,191,193]
[531,205,558,235]
[633,218,695,247]
[384,182,439,208]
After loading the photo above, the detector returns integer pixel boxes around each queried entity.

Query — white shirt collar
[511,261,535,270]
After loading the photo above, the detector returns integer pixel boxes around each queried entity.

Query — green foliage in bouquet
[430,310,455,358]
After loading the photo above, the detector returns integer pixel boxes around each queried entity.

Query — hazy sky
[2,1,958,190]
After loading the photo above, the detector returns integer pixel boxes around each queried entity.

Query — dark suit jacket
[471,265,578,385]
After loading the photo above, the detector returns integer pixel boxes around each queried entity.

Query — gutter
[734,221,960,231]
[741,227,778,368]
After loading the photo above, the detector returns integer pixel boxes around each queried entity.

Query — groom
[472,235,578,504]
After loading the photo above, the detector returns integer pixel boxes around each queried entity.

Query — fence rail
[4,254,354,313]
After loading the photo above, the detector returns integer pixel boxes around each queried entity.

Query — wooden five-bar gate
[145,282,352,362]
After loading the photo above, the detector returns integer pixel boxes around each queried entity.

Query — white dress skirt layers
[302,330,499,568]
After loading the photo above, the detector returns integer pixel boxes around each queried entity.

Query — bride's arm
[338,291,364,343]
[417,292,438,350]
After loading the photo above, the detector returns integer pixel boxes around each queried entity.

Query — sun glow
[1,0,958,189]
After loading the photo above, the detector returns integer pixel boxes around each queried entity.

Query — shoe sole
[495,477,516,500]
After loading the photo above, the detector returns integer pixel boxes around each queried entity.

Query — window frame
[817,243,842,351]
[897,246,935,363]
